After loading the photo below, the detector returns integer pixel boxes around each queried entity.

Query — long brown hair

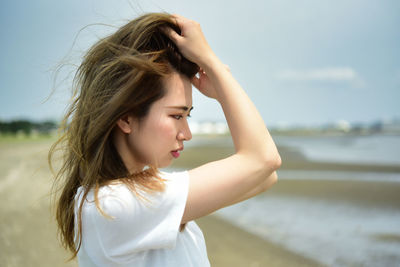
[48,13,199,259]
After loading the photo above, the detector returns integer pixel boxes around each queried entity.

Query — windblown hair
[48,13,199,258]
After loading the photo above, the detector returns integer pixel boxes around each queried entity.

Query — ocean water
[277,169,400,182]
[273,134,400,166]
[216,194,400,266]
[214,134,400,266]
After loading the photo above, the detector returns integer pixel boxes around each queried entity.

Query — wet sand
[197,215,322,267]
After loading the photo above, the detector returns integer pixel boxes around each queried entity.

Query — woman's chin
[160,161,172,169]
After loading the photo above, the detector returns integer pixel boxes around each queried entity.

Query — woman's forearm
[201,56,281,168]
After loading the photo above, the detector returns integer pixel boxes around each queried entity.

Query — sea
[213,134,400,266]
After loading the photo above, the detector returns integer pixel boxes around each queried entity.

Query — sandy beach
[0,137,322,266]
[0,138,77,267]
[1,135,399,266]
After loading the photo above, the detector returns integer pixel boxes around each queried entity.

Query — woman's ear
[116,115,134,134]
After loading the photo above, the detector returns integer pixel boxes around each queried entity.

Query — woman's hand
[164,14,231,100]
[164,14,215,69]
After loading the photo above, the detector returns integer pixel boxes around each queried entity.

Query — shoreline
[266,178,400,209]
[172,139,400,173]
[196,215,323,267]
[215,178,400,266]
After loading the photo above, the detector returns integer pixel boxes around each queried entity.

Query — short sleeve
[79,171,190,265]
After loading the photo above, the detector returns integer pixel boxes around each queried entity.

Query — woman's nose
[177,123,192,141]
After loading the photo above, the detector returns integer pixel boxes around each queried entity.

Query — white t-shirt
[74,171,210,267]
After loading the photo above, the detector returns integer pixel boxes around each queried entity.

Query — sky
[1,0,399,127]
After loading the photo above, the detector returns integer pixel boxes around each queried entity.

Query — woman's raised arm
[165,14,281,223]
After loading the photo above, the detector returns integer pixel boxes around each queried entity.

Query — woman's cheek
[159,119,176,137]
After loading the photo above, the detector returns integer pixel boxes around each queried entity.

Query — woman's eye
[173,115,183,120]
[172,114,191,120]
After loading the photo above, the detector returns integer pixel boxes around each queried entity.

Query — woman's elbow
[260,171,278,192]
[255,152,281,184]
[244,150,282,179]
[270,171,279,185]
[264,152,282,173]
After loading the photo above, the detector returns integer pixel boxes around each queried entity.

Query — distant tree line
[0,120,58,135]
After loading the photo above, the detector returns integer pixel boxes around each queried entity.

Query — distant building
[371,119,400,134]
[189,121,229,135]
[334,120,351,133]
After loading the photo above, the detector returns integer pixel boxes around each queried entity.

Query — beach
[197,215,321,267]
[172,134,400,266]
[1,134,399,266]
[213,179,400,266]
[0,138,76,267]
[0,136,321,266]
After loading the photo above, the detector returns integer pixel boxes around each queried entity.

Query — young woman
[50,13,281,266]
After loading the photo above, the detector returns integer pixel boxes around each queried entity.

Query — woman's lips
[171,147,183,158]
[171,150,180,158]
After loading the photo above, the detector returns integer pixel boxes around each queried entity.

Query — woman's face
[127,72,193,170]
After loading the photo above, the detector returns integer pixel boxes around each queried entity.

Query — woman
[50,13,281,266]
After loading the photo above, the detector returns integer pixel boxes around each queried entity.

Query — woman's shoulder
[76,182,128,200]
[75,183,139,222]
[76,182,134,212]
[76,170,189,209]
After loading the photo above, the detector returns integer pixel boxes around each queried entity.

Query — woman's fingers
[191,75,200,89]
[191,69,204,89]
[169,14,187,35]
[162,14,195,44]
[165,14,215,70]
[162,27,181,43]
[170,14,187,28]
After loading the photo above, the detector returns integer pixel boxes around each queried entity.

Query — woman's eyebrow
[166,106,194,112]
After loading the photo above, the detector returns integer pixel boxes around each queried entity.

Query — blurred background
[1,0,399,266]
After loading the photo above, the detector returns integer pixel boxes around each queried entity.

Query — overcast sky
[1,0,399,126]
